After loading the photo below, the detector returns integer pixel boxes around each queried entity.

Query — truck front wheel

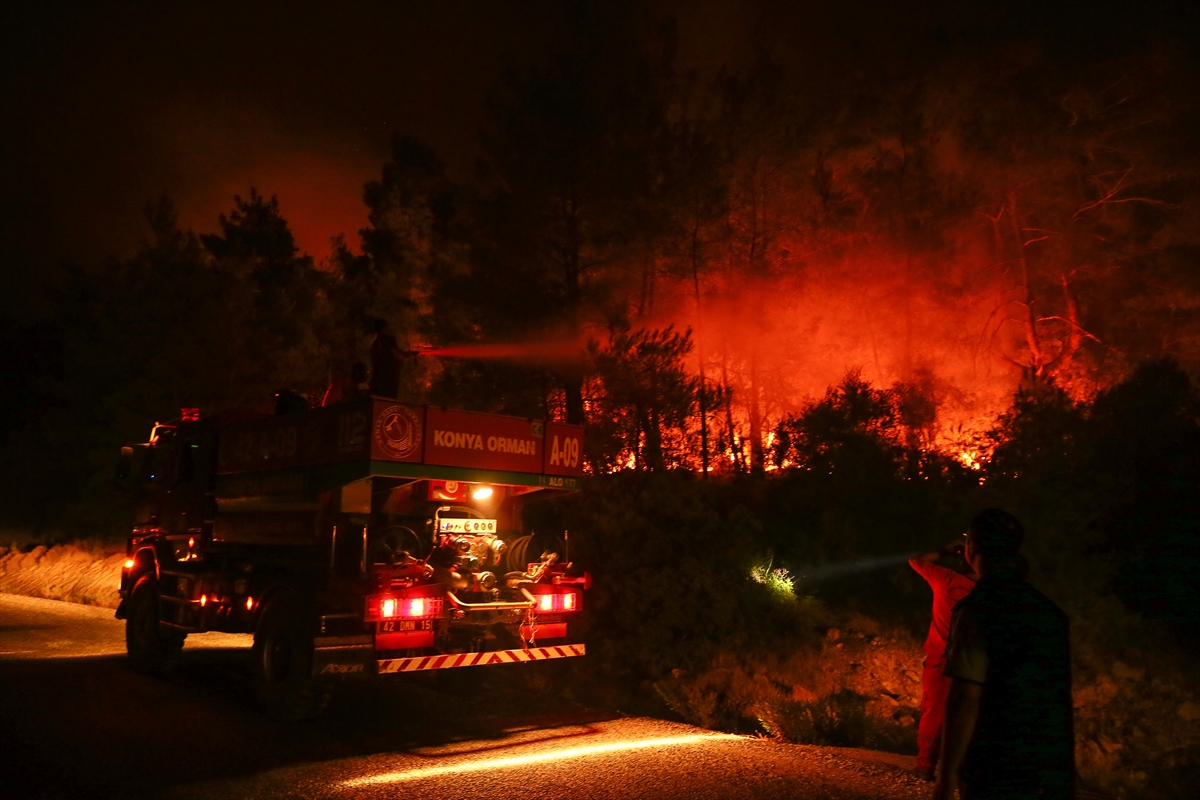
[252,596,331,721]
[125,577,185,675]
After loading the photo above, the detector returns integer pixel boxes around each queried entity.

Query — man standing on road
[909,541,977,781]
[933,509,1075,800]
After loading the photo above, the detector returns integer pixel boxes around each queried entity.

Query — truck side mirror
[112,443,136,494]
[114,444,150,494]
[116,447,135,482]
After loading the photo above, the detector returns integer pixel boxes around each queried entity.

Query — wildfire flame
[956,450,984,471]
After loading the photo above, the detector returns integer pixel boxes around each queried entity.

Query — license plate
[437,518,497,534]
[379,619,433,633]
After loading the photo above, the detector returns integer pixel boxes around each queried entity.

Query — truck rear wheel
[125,577,185,675]
[252,596,331,721]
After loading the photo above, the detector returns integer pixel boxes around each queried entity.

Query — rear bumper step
[378,644,585,674]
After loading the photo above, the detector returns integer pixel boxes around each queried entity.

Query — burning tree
[585,323,700,472]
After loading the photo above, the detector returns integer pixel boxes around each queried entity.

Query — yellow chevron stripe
[376,644,585,674]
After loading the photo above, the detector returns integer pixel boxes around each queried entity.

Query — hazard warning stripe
[377,644,585,674]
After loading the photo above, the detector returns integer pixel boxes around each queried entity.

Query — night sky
[3,0,1195,303]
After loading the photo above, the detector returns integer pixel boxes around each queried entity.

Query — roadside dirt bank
[0,543,124,608]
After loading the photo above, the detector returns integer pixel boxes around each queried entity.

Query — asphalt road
[0,594,930,800]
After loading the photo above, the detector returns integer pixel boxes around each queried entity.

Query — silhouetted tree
[1089,360,1200,636]
[200,189,332,398]
[772,371,910,477]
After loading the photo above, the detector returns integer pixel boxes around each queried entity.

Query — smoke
[5,3,567,271]
[630,248,1023,454]
[149,103,382,259]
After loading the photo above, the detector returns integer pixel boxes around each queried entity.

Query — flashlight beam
[795,553,912,582]
[341,733,740,787]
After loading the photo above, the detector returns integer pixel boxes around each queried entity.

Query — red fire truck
[115,397,588,719]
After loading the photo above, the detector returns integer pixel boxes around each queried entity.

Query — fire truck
[115,396,588,720]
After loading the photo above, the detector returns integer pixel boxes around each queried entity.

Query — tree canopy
[1,11,1196,526]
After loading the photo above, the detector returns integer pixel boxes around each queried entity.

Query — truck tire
[252,596,331,721]
[125,577,185,675]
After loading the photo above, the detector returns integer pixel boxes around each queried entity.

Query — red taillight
[401,597,442,618]
[123,559,135,570]
[199,594,208,607]
[367,593,443,622]
[534,591,581,613]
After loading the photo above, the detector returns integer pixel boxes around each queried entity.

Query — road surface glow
[342,733,741,787]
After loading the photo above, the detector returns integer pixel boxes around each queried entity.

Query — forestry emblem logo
[375,405,422,459]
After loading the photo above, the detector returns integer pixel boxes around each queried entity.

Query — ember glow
[341,733,740,787]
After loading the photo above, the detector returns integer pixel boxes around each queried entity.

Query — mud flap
[311,635,375,679]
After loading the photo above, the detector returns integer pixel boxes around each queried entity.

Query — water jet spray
[412,341,583,361]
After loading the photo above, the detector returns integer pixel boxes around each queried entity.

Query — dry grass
[0,541,124,608]
[655,618,924,753]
